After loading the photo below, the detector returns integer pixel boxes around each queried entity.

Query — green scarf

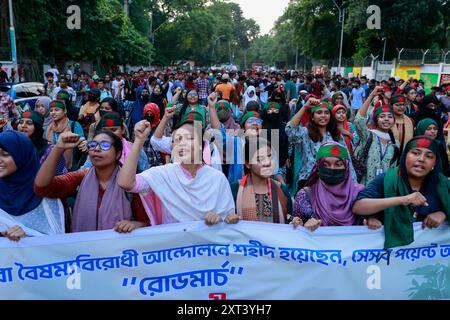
[383,168,450,249]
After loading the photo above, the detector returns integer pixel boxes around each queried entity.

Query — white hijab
[243,86,258,107]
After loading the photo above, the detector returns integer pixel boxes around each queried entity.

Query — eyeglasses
[266,109,279,114]
[86,140,113,151]
[247,118,263,125]
[187,92,198,97]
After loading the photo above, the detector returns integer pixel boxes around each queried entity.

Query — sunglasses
[86,140,113,151]
[247,118,263,125]
[187,92,198,97]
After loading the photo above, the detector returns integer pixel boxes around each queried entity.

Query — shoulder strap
[270,180,280,224]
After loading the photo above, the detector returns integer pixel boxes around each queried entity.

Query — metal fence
[327,48,450,69]
[396,48,450,65]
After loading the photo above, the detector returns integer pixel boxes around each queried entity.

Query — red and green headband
[180,111,205,129]
[311,101,332,113]
[215,100,231,110]
[316,143,349,161]
[241,111,261,126]
[405,136,438,155]
[263,102,280,110]
[374,105,394,118]
[21,111,44,127]
[390,94,406,105]
[98,114,123,129]
[49,100,66,110]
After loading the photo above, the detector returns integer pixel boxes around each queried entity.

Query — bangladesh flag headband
[311,101,332,113]
[316,143,349,161]
[404,136,438,155]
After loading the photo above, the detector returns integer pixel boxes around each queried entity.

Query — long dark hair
[307,111,340,143]
[29,122,48,156]
[100,97,119,112]
[173,89,199,130]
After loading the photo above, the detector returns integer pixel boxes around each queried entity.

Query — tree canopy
[12,0,449,70]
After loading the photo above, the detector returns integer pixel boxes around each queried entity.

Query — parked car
[0,82,46,113]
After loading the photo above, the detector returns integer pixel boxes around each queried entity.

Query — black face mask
[141,94,150,103]
[266,113,280,123]
[144,114,155,124]
[99,109,109,117]
[318,167,346,185]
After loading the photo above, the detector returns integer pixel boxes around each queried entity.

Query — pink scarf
[72,166,132,232]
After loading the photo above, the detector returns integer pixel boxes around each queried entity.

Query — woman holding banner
[0,131,65,241]
[292,142,364,231]
[34,130,150,233]
[352,136,450,249]
[231,137,292,224]
[118,110,238,226]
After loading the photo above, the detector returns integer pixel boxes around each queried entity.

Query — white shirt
[112,79,125,100]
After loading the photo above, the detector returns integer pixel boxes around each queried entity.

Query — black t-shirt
[355,174,443,222]
[0,70,8,83]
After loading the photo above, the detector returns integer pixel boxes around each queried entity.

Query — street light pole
[332,0,344,76]
[382,37,387,62]
[8,0,18,82]
[211,35,225,64]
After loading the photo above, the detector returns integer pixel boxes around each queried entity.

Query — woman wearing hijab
[130,86,149,136]
[391,94,414,152]
[353,87,400,185]
[232,137,292,224]
[261,101,289,174]
[34,97,53,134]
[215,100,240,131]
[353,136,449,249]
[292,142,364,231]
[34,130,150,233]
[414,94,446,142]
[241,86,259,112]
[17,111,67,175]
[332,104,359,153]
[150,83,168,118]
[416,118,449,177]
[0,131,65,241]
[140,103,165,168]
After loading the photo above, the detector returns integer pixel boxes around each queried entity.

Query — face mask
[141,94,150,103]
[99,109,109,117]
[145,114,155,124]
[318,166,346,185]
[266,113,279,122]
[217,109,230,122]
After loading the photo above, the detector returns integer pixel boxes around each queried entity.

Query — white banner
[0,221,449,300]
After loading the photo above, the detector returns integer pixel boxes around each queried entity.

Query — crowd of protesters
[0,64,449,250]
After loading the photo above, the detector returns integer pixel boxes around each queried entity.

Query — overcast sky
[235,0,290,35]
